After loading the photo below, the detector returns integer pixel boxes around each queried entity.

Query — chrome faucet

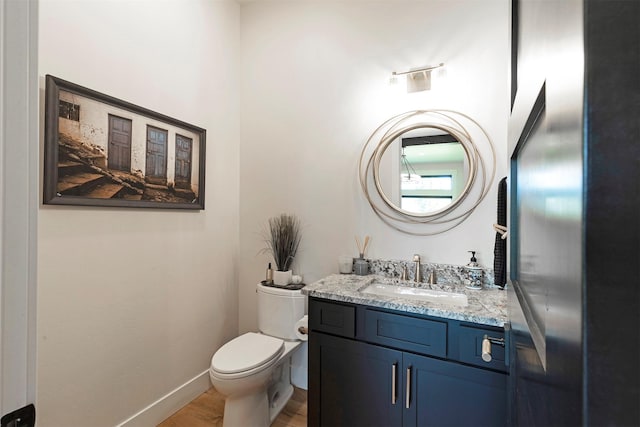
[413,254,422,282]
[429,269,437,285]
[400,264,408,281]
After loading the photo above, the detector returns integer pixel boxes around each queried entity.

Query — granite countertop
[302,274,507,327]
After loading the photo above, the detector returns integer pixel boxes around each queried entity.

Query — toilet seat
[211,332,284,380]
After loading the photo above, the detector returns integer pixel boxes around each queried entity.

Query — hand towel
[493,177,507,288]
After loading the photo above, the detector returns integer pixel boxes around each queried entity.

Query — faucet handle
[401,265,408,281]
[429,270,437,285]
[413,255,422,283]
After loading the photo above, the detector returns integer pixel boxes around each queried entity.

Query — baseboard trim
[116,369,211,427]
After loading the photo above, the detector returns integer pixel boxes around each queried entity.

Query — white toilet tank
[257,283,306,341]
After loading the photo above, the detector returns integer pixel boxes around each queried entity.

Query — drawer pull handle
[482,334,505,362]
[405,366,412,409]
[391,363,397,404]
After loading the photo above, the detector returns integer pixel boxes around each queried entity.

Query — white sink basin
[360,282,468,306]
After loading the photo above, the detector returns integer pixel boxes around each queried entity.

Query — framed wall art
[43,75,206,209]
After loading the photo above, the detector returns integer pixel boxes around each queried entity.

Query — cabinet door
[309,332,403,427]
[403,353,507,427]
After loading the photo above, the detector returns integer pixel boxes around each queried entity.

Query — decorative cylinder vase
[338,256,354,274]
[354,258,369,276]
[273,270,292,286]
[464,266,483,289]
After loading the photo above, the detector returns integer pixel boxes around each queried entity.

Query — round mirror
[359,110,495,235]
[373,125,475,217]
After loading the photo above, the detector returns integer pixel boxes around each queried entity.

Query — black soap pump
[467,251,478,267]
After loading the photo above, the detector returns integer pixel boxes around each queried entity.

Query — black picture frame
[43,75,206,210]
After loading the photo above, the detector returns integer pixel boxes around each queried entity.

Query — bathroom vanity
[303,274,508,427]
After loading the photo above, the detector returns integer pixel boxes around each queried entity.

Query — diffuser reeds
[355,235,370,259]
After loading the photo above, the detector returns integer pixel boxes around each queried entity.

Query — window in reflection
[400,174,454,213]
[401,174,453,191]
[401,195,453,212]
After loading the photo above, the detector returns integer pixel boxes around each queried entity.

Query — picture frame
[43,75,206,210]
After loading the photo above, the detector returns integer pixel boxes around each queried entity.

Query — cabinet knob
[482,336,492,362]
[482,334,505,363]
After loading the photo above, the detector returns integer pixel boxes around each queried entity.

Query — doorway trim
[0,0,38,417]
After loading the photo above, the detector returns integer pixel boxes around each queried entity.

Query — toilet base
[223,389,270,427]
[267,378,294,423]
[218,371,295,427]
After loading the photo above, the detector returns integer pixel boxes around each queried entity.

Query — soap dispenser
[464,251,483,290]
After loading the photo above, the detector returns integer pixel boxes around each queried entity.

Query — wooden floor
[157,387,307,427]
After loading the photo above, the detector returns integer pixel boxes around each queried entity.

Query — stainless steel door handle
[391,363,397,404]
[405,366,412,409]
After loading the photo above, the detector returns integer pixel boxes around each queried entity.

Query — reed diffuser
[354,235,370,276]
[355,235,370,259]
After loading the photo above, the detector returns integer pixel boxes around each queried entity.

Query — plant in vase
[262,213,302,286]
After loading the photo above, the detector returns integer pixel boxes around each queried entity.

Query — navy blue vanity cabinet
[403,353,507,426]
[309,332,403,427]
[309,298,402,426]
[308,297,508,427]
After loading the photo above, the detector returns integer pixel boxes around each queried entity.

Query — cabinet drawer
[364,309,447,358]
[309,298,355,338]
[457,324,506,372]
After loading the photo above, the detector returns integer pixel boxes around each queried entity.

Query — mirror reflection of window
[401,175,454,213]
[401,195,453,212]
[399,134,466,213]
[401,175,453,191]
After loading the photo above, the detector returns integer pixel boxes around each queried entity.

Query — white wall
[239,0,509,332]
[38,0,240,425]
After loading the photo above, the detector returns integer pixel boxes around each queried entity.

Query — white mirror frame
[359,110,496,235]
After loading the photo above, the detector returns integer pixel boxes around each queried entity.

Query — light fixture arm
[392,62,444,77]
[401,147,419,181]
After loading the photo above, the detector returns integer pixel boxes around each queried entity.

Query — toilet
[209,283,307,427]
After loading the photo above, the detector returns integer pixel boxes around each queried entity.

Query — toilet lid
[211,332,284,374]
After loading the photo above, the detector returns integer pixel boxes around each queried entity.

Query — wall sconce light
[390,63,444,93]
